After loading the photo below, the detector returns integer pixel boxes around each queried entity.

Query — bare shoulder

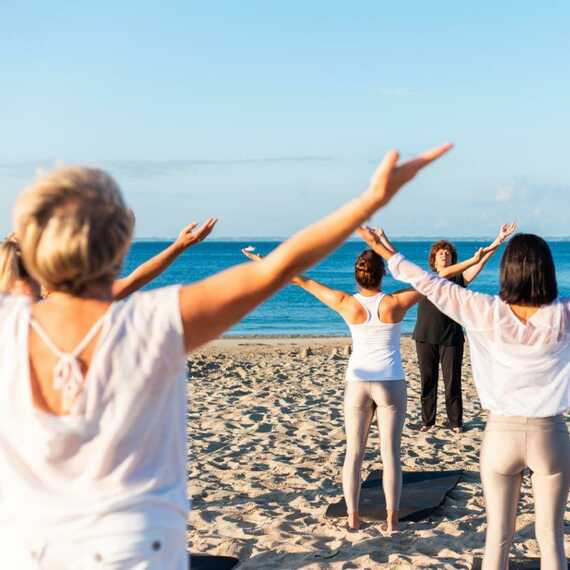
[380,292,398,309]
[378,293,402,323]
[342,295,369,324]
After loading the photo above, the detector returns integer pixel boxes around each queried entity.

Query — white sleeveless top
[345,293,405,382]
[0,286,187,544]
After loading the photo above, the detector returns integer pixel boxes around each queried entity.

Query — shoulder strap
[373,293,386,323]
[353,293,384,324]
[30,313,108,359]
[352,293,371,323]
[30,319,65,358]
[29,313,109,415]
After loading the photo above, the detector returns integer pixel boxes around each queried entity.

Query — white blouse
[0,286,187,544]
[388,253,570,417]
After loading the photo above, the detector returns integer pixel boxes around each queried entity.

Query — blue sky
[1,1,569,238]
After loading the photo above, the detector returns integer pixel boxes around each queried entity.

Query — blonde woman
[0,143,450,568]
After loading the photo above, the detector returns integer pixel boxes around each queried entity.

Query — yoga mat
[325,469,462,522]
[191,554,240,570]
[472,558,570,569]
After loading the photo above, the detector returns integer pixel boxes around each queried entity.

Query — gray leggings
[342,380,407,514]
[480,415,570,570]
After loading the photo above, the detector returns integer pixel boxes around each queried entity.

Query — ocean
[122,240,570,336]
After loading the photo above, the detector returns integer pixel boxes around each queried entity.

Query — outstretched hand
[356,226,396,260]
[497,222,517,243]
[175,218,218,250]
[473,247,485,263]
[356,226,382,247]
[365,143,453,209]
[241,249,263,262]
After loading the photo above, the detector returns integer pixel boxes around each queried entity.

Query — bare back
[29,297,112,415]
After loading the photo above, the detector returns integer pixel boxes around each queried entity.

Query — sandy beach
[187,337,570,569]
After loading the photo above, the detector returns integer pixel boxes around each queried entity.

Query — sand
[187,337,569,569]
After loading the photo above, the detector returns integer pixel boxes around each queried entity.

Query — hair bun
[354,250,385,289]
[356,259,371,272]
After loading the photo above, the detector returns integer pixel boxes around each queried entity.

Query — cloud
[0,157,336,186]
[100,157,335,180]
[494,181,568,204]
[495,184,514,202]
[484,180,570,235]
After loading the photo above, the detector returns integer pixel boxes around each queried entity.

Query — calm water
[123,240,570,336]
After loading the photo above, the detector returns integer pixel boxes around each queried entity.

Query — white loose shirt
[388,253,570,417]
[0,286,188,542]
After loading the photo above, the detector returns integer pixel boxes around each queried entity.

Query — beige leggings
[480,415,570,570]
[343,380,407,515]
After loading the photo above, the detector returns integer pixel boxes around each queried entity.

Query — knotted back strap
[30,314,108,415]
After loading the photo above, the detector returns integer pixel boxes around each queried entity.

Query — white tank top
[345,292,405,382]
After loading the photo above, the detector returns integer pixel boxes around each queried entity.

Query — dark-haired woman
[366,231,570,569]
[414,224,517,433]
[244,227,467,535]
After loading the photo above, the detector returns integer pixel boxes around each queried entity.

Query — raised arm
[357,226,493,282]
[387,254,495,331]
[292,275,356,316]
[356,226,397,260]
[179,143,453,352]
[112,218,217,300]
[355,227,422,320]
[375,228,397,253]
[241,249,354,317]
[391,288,424,313]
[356,225,494,329]
[438,248,484,279]
[462,223,517,284]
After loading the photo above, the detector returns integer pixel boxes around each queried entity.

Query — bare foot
[380,510,400,536]
[419,425,432,433]
[347,511,360,531]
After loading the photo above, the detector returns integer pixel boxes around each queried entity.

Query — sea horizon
[124,239,570,337]
[133,236,570,243]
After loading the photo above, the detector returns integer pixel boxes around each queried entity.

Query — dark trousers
[415,340,464,428]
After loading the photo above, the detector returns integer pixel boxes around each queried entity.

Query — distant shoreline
[219,333,413,340]
[133,237,570,243]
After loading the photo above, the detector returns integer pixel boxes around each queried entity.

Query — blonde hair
[14,167,134,295]
[0,237,26,293]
